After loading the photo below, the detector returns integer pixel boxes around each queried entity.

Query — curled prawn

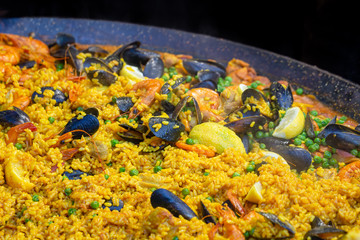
[186,88,224,122]
[0,45,21,64]
[209,204,245,240]
[338,160,360,182]
[128,79,163,119]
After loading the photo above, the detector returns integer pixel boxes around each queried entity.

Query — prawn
[209,204,245,240]
[0,45,21,64]
[186,88,224,122]
[128,79,163,119]
[338,160,360,182]
[175,141,216,157]
[10,96,31,110]
[6,122,37,145]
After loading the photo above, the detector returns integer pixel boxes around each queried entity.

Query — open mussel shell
[87,70,117,86]
[304,226,346,240]
[60,114,100,139]
[143,57,164,79]
[117,130,144,144]
[62,169,89,180]
[160,77,186,95]
[31,86,67,105]
[190,79,217,91]
[200,201,216,224]
[224,116,267,134]
[241,134,251,154]
[241,88,268,104]
[225,103,261,123]
[182,59,226,78]
[160,100,176,117]
[122,46,159,68]
[197,70,220,83]
[83,108,99,118]
[172,96,202,127]
[269,81,293,111]
[115,97,134,113]
[102,198,124,211]
[257,136,290,146]
[148,117,185,143]
[55,32,75,47]
[305,112,316,139]
[257,141,311,172]
[67,45,83,75]
[82,46,109,57]
[105,41,141,73]
[317,124,360,151]
[83,57,114,73]
[258,212,296,237]
[151,188,197,220]
[0,107,30,127]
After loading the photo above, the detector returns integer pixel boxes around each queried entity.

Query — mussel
[148,117,185,143]
[102,198,124,211]
[150,188,197,220]
[62,170,89,180]
[269,81,293,111]
[199,201,216,224]
[225,116,267,135]
[258,212,296,238]
[31,86,67,105]
[0,107,30,127]
[304,216,346,240]
[318,124,360,151]
[60,113,100,139]
[182,59,226,78]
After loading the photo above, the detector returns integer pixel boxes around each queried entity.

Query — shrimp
[209,205,245,240]
[128,79,163,119]
[6,122,37,145]
[0,33,55,69]
[0,45,21,64]
[226,189,245,217]
[186,88,224,122]
[175,141,216,157]
[338,160,360,182]
[11,96,31,110]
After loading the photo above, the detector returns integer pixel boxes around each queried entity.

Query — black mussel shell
[31,86,67,105]
[190,79,217,91]
[257,136,291,147]
[148,117,185,142]
[311,216,328,228]
[151,188,197,220]
[225,116,267,134]
[67,45,83,75]
[84,108,99,117]
[86,70,117,86]
[182,59,226,78]
[241,88,268,104]
[160,100,176,117]
[160,77,186,95]
[240,103,261,118]
[0,107,30,127]
[102,198,124,211]
[241,134,251,154]
[83,57,114,73]
[200,201,216,224]
[305,112,316,139]
[119,123,148,134]
[317,124,360,151]
[122,47,157,68]
[62,170,88,180]
[82,46,109,57]
[355,124,360,131]
[269,81,293,110]
[254,161,268,175]
[172,96,202,125]
[115,97,134,113]
[56,33,75,47]
[198,70,220,83]
[304,226,346,240]
[106,41,141,66]
[258,212,296,237]
[60,114,100,139]
[117,129,144,144]
[143,57,164,79]
[17,60,36,69]
[222,200,242,218]
[263,144,312,172]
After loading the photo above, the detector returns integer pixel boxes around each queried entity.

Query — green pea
[310,110,318,116]
[308,143,319,153]
[259,143,266,149]
[14,143,22,150]
[119,167,126,173]
[129,169,139,176]
[313,156,322,164]
[268,121,275,129]
[244,231,250,238]
[337,119,345,124]
[106,162,112,167]
[153,166,162,173]
[172,237,179,240]
[304,138,313,147]
[322,160,330,168]
[186,138,195,145]
[323,150,332,159]
[246,164,255,172]
[293,138,302,146]
[297,134,306,140]
[104,120,111,125]
[32,194,39,202]
[77,106,84,111]
[232,172,241,178]
[68,208,77,216]
[263,132,270,138]
[203,172,210,176]
[90,201,99,209]
[329,158,337,166]
[111,96,117,103]
[104,174,109,180]
[150,187,157,192]
[295,88,303,95]
[182,188,190,197]
[56,62,64,71]
[314,137,321,144]
[64,187,72,196]
[186,75,192,83]
[111,139,119,147]
[255,131,264,139]
[250,82,258,89]
[350,149,358,156]
[48,116,55,124]
[340,116,347,121]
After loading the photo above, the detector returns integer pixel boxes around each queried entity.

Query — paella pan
[0,18,359,239]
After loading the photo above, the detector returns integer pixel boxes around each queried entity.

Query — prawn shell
[151,188,197,220]
[0,107,30,127]
[148,117,185,143]
[60,114,100,139]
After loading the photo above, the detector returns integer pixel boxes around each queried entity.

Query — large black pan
[1,17,359,121]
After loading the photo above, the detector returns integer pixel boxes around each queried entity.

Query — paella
[0,33,359,239]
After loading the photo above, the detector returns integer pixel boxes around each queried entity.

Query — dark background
[1,0,359,84]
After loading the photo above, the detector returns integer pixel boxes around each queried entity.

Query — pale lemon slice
[245,181,263,204]
[120,64,145,84]
[189,122,246,154]
[5,159,35,191]
[272,107,305,139]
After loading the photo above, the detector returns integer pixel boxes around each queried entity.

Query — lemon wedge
[189,122,246,154]
[272,107,305,139]
[238,84,248,94]
[120,64,145,84]
[245,181,263,204]
[5,158,35,191]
